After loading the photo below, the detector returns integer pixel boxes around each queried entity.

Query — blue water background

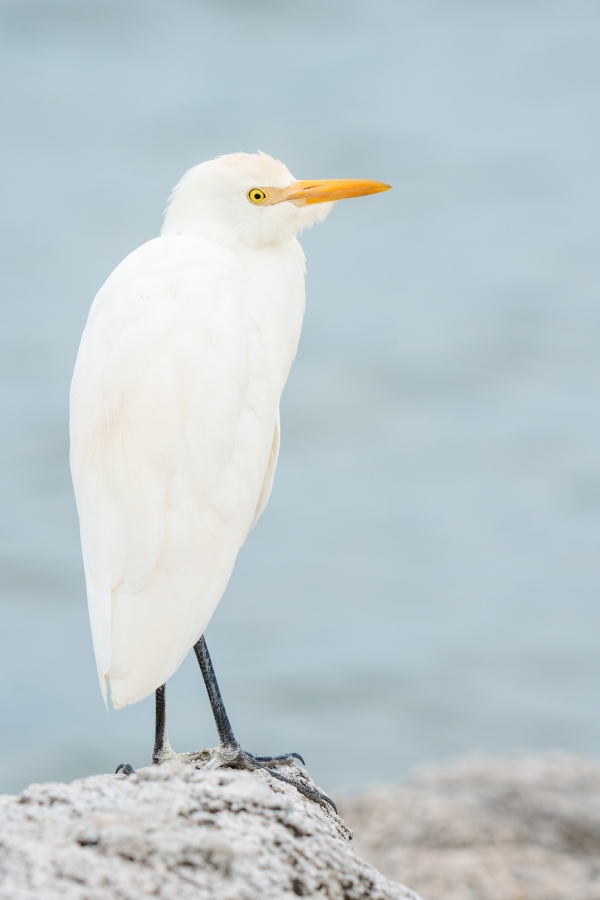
[1,0,600,795]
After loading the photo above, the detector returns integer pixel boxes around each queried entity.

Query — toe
[250,751,306,766]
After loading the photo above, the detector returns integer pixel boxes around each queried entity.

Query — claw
[115,763,135,776]
[244,753,336,813]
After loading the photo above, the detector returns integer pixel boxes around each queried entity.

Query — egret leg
[193,636,236,747]
[193,636,301,764]
[153,683,177,764]
[116,683,176,776]
[192,635,336,812]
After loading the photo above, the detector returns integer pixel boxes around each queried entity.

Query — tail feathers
[107,565,234,709]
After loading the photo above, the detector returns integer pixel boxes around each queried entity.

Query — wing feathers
[71,236,279,705]
[251,413,280,528]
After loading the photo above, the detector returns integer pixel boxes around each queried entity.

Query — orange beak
[269,178,391,206]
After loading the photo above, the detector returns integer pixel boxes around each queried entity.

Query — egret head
[161,152,390,250]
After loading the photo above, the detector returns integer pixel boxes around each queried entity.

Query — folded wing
[70,236,278,707]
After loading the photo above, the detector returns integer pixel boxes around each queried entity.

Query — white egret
[70,152,390,807]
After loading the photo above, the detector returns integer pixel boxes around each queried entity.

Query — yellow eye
[247,188,267,204]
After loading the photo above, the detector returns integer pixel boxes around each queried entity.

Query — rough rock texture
[339,754,600,900]
[0,759,420,900]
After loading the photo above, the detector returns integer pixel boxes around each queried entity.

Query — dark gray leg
[116,683,175,775]
[152,683,176,764]
[193,637,237,747]
[192,635,336,812]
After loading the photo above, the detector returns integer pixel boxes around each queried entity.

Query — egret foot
[195,742,336,811]
[191,637,337,811]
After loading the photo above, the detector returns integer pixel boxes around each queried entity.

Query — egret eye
[247,188,267,204]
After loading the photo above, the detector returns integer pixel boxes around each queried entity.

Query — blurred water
[1,0,600,796]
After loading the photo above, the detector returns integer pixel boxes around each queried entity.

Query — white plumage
[70,152,388,711]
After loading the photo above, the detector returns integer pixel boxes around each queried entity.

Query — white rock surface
[0,759,421,900]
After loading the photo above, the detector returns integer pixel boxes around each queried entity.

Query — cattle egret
[70,152,390,808]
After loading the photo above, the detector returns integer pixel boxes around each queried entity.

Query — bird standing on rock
[70,152,390,808]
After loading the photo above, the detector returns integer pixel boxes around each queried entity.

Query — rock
[339,754,600,900]
[0,759,421,900]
